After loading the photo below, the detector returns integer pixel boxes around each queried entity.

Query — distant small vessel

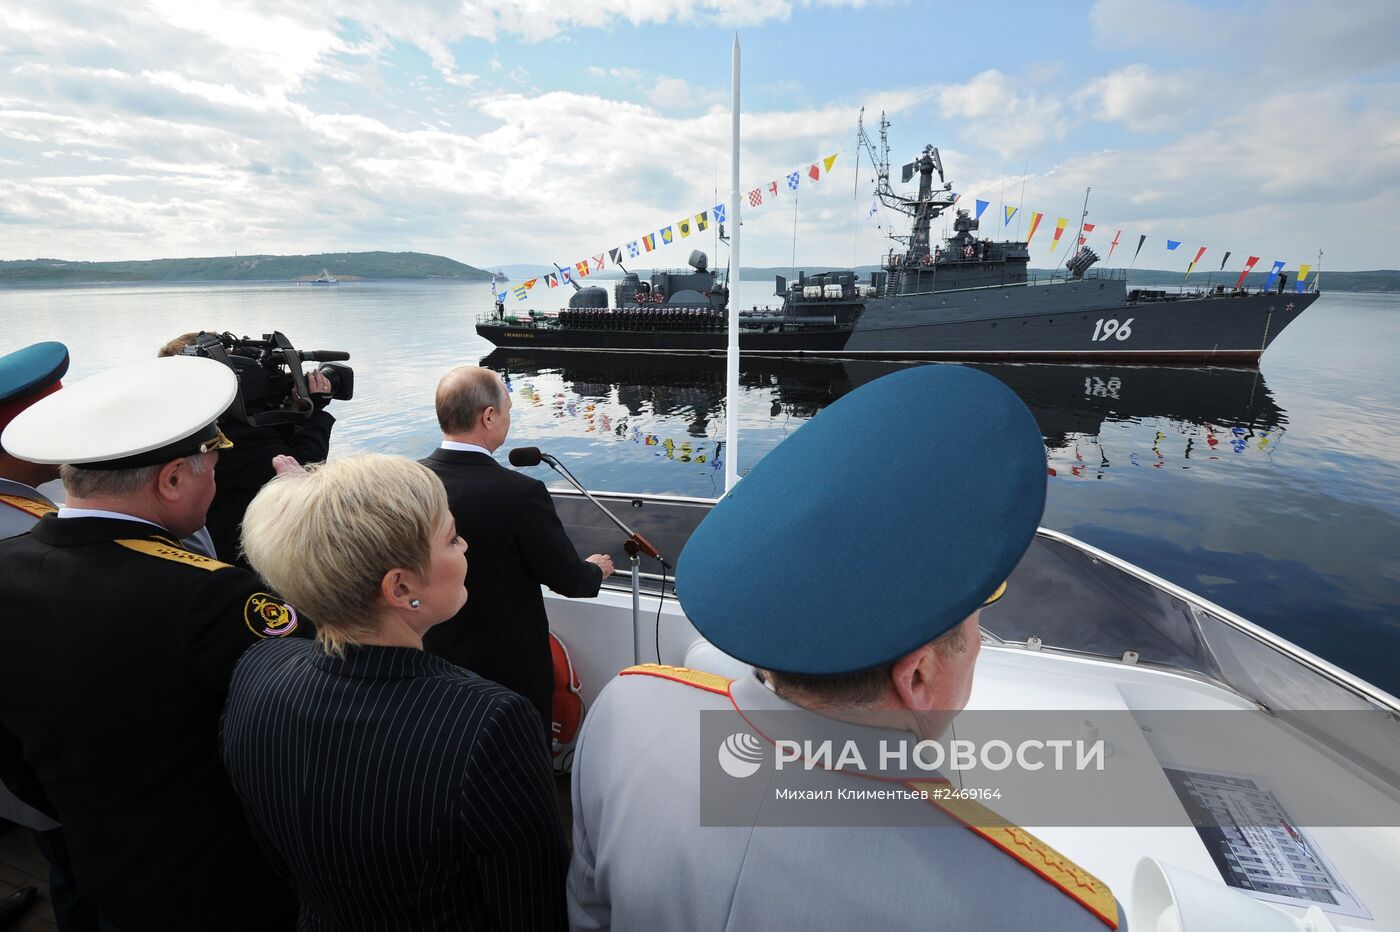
[311,269,338,285]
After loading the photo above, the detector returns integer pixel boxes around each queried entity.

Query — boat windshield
[549,490,1400,721]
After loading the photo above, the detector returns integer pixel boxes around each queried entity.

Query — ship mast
[856,110,959,257]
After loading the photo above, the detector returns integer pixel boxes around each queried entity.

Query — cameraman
[158,332,337,566]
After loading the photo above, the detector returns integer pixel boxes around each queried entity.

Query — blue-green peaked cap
[676,364,1046,675]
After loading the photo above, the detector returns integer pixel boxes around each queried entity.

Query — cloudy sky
[1,0,1397,270]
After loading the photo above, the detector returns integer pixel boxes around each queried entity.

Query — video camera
[180,330,354,427]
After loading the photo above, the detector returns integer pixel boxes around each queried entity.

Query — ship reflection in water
[481,349,1286,488]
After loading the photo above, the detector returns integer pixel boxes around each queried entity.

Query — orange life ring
[550,632,584,772]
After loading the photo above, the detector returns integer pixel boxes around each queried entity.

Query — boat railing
[475,311,557,326]
[1034,267,1129,285]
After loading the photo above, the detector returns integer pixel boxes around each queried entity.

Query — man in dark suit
[422,366,612,735]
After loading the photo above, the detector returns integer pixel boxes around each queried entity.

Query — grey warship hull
[477,283,1317,363]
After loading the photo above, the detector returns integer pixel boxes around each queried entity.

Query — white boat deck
[970,645,1400,930]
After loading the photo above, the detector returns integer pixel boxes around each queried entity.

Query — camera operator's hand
[271,455,308,478]
[305,368,332,397]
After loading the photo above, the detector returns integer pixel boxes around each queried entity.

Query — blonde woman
[220,454,566,931]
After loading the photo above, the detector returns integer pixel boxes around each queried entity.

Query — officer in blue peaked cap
[0,341,70,541]
[0,341,70,929]
[567,365,1123,931]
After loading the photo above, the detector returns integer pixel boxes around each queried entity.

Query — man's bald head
[435,366,507,437]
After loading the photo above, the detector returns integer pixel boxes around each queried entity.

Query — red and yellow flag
[1185,246,1207,277]
[1026,212,1044,247]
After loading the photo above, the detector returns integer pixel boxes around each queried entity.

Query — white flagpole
[725,34,741,492]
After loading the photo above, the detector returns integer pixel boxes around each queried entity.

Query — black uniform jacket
[205,411,334,562]
[207,408,335,565]
[420,449,603,728]
[0,516,307,931]
[221,640,568,931]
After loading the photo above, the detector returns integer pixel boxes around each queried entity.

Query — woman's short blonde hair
[240,453,450,656]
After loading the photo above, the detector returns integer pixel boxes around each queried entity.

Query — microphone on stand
[508,447,666,567]
[508,446,551,468]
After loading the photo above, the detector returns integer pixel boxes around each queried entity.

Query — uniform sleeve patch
[244,593,300,638]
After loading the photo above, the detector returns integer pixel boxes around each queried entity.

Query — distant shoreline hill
[3,254,1395,292]
[0,251,493,284]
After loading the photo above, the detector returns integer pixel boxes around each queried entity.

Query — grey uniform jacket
[0,478,59,830]
[568,666,1122,931]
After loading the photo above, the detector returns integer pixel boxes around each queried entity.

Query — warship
[477,117,1319,363]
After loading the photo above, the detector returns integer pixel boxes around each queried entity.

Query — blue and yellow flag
[661,226,674,245]
[1004,206,1017,226]
[1296,264,1313,292]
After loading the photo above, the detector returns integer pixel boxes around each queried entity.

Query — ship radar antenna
[856,109,958,255]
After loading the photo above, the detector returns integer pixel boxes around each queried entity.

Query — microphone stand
[536,453,667,567]
[535,452,668,665]
[624,540,642,664]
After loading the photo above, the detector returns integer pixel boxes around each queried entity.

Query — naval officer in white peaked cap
[567,364,1123,931]
[0,355,307,932]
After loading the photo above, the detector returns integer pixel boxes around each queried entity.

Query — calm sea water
[3,280,1397,694]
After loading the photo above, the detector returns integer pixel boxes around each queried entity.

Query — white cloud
[1074,65,1202,133]
[0,0,1395,269]
[936,70,1067,157]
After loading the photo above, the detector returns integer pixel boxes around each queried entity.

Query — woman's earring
[409,599,421,609]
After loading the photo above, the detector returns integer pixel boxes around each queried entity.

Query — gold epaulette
[0,494,56,520]
[908,781,1119,929]
[115,538,231,572]
[619,663,733,696]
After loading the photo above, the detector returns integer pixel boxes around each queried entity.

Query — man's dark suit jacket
[222,640,567,931]
[421,448,603,729]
